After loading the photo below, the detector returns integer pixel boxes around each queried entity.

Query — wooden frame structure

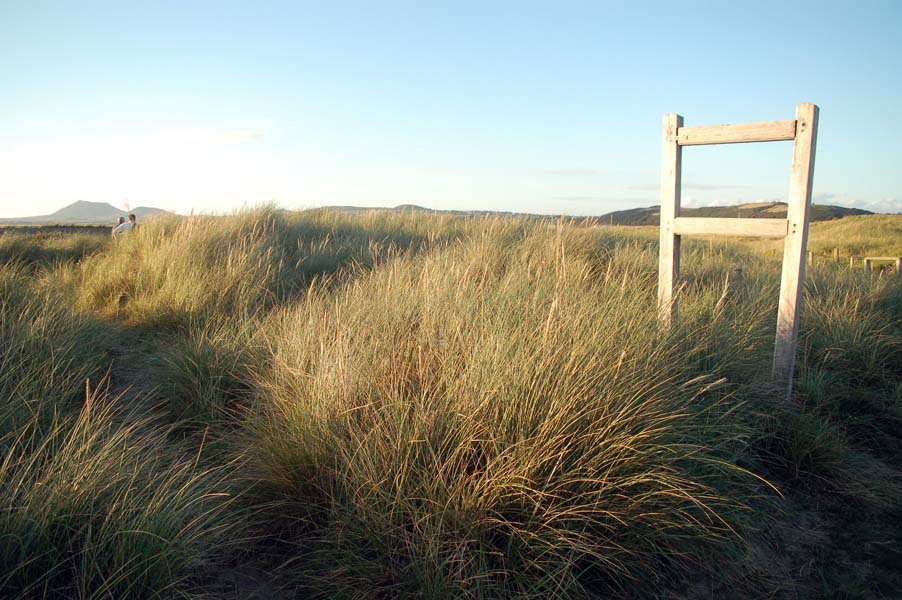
[658,102,819,396]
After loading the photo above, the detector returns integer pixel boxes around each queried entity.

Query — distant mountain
[0,201,168,224]
[48,200,127,222]
[598,202,872,226]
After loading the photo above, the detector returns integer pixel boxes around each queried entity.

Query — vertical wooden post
[833,247,840,264]
[864,259,872,274]
[658,114,683,328]
[849,256,855,268]
[807,251,814,265]
[772,103,819,393]
[896,257,901,276]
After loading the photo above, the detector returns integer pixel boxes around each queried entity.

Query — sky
[1,0,901,218]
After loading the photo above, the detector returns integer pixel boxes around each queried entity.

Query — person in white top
[112,214,138,237]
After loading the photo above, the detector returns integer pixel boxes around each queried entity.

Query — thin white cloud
[629,182,746,191]
[543,168,604,177]
[857,197,902,214]
[150,128,264,145]
[817,193,902,214]
[681,195,704,208]
[627,181,746,192]
[680,195,779,208]
[685,182,746,191]
[553,195,606,202]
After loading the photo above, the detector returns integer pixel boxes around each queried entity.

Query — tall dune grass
[242,222,776,597]
[4,209,900,597]
[747,214,902,259]
[0,262,111,437]
[0,263,244,599]
[0,229,109,268]
[54,206,467,329]
[0,396,240,599]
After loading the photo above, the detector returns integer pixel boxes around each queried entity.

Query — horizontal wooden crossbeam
[673,217,788,237]
[677,120,797,146]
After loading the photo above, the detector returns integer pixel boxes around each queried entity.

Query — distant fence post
[657,102,819,400]
[834,247,840,264]
[861,256,902,277]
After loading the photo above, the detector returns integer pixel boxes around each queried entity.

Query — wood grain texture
[657,114,683,328]
[673,217,787,238]
[677,120,796,146]
[772,103,819,393]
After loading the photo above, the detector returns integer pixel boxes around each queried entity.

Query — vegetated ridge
[322,201,873,225]
[600,201,873,225]
[0,200,168,224]
[2,200,871,226]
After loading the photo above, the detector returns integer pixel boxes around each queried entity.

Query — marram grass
[0,261,243,599]
[0,394,240,599]
[2,209,900,598]
[243,222,775,597]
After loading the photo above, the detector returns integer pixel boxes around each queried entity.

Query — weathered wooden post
[897,257,902,276]
[807,251,814,265]
[658,114,683,328]
[657,102,819,400]
[849,256,855,268]
[834,247,840,264]
[865,258,872,275]
[772,103,818,393]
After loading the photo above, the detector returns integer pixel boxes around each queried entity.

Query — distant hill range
[0,200,168,225]
[320,201,873,225]
[0,200,872,226]
[597,201,872,225]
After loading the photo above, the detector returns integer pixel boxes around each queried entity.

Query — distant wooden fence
[658,102,819,399]
[863,256,901,275]
[808,251,901,276]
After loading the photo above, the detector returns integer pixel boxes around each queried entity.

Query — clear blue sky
[1,0,900,217]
